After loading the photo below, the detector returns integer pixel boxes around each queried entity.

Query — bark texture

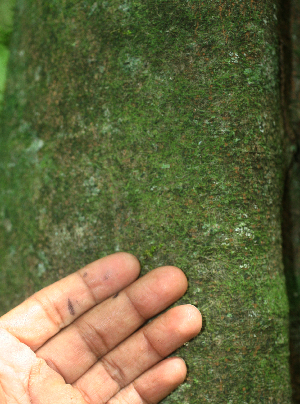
[0,0,292,402]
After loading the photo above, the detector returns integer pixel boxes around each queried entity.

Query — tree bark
[0,0,292,402]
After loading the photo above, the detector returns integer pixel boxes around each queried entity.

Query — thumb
[29,359,86,404]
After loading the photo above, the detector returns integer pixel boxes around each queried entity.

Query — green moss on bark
[0,0,291,402]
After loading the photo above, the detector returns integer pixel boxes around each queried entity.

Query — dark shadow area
[280,0,300,401]
[282,152,300,404]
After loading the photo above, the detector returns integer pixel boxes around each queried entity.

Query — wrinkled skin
[0,253,202,404]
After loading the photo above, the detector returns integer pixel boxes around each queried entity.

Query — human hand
[0,252,201,404]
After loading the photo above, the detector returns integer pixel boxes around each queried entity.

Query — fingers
[0,253,140,350]
[108,358,187,404]
[73,305,202,404]
[36,266,188,383]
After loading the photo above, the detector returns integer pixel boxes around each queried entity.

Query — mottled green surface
[0,0,291,402]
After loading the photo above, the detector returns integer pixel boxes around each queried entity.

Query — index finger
[0,253,140,350]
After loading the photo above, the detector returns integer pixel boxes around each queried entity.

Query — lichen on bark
[0,0,292,402]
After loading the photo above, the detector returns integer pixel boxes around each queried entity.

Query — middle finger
[36,266,187,383]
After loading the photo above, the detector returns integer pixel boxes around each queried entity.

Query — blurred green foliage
[0,0,15,106]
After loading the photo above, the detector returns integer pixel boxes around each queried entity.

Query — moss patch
[0,0,291,402]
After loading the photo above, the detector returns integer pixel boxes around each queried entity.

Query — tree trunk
[0,0,292,402]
